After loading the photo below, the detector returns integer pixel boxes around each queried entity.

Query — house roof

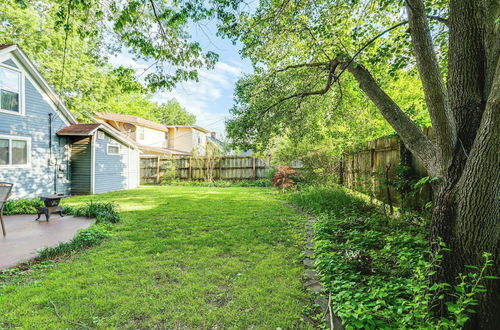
[95,112,211,134]
[0,44,77,125]
[95,113,170,132]
[139,145,191,156]
[208,136,224,146]
[169,125,211,133]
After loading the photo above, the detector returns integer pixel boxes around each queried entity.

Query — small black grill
[36,194,67,221]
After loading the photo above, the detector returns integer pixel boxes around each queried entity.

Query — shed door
[70,137,91,194]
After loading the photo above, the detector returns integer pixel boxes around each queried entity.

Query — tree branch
[149,0,168,46]
[275,61,330,73]
[427,15,448,26]
[347,62,441,176]
[406,0,456,170]
[337,21,409,80]
[261,59,340,116]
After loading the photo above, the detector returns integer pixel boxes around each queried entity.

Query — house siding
[94,131,138,194]
[0,66,71,198]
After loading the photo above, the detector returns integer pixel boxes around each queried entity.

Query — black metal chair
[0,182,13,236]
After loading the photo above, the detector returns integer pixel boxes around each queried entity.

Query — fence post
[253,157,257,180]
[219,157,223,180]
[338,155,344,185]
[156,156,161,184]
[188,157,192,180]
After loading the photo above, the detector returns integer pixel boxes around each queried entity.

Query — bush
[3,198,44,215]
[64,200,121,224]
[38,225,110,259]
[271,165,299,191]
[286,185,492,329]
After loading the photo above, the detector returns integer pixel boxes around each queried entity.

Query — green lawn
[0,186,313,328]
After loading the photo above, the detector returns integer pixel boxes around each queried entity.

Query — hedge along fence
[338,127,434,211]
[140,155,272,184]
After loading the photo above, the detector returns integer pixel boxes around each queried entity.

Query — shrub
[64,201,121,224]
[38,225,110,259]
[160,159,177,182]
[3,198,44,215]
[271,165,298,191]
[286,184,493,329]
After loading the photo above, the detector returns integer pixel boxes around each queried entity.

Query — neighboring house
[207,132,226,155]
[94,113,213,157]
[0,44,140,198]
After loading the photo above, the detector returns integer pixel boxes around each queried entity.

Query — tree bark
[432,60,500,330]
[405,0,456,169]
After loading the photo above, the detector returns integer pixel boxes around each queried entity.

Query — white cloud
[109,53,150,71]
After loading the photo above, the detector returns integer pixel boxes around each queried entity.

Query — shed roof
[57,123,101,136]
[57,123,140,151]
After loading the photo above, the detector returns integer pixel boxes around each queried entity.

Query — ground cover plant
[64,200,121,224]
[3,198,44,215]
[286,185,493,329]
[33,201,120,261]
[0,186,313,328]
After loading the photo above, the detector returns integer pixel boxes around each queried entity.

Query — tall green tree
[153,99,196,125]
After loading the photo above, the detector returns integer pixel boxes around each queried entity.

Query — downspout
[48,113,59,194]
[48,113,55,194]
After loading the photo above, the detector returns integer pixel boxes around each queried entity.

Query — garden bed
[286,185,489,328]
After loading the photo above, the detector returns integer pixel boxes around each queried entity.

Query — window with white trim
[0,135,30,166]
[0,66,21,113]
[98,131,105,139]
[107,144,120,155]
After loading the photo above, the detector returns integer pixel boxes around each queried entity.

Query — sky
[110,21,253,140]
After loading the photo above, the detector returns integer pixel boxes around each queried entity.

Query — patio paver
[0,214,93,269]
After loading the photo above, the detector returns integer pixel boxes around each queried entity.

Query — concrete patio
[0,214,93,269]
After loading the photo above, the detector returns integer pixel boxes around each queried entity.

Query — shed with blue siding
[57,123,140,194]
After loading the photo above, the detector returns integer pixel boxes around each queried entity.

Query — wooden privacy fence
[338,127,434,209]
[140,156,271,184]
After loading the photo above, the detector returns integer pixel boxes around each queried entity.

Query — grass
[0,186,313,328]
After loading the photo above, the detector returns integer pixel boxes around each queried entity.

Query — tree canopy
[1,0,197,124]
[223,0,446,158]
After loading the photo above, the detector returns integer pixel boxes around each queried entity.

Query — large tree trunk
[431,59,500,329]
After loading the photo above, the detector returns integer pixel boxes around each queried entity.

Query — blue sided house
[0,44,140,198]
